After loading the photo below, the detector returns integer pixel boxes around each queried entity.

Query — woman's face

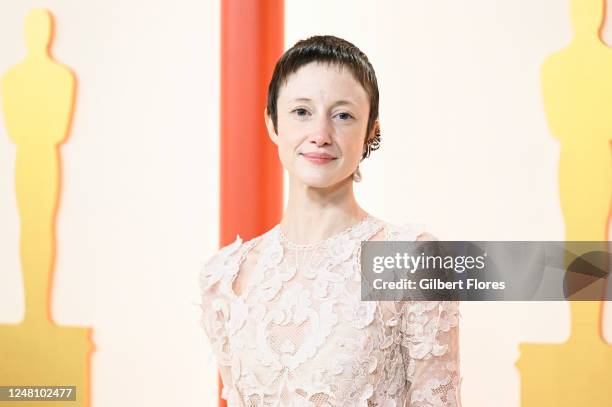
[265,61,373,188]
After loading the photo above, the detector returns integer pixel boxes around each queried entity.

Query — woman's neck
[279,176,368,246]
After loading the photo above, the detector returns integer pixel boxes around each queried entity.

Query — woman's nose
[309,118,333,145]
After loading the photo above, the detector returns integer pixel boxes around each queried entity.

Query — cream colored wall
[0,1,610,406]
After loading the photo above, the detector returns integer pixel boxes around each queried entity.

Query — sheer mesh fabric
[199,215,462,406]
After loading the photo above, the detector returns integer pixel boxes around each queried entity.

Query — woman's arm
[199,253,242,405]
[399,300,462,406]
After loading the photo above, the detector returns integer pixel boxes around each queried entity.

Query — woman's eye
[292,108,310,117]
[336,112,353,120]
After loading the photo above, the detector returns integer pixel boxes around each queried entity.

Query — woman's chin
[295,173,351,189]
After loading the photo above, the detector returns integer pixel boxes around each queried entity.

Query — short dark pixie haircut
[266,35,380,159]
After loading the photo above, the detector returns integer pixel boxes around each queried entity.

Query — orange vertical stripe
[219,1,284,405]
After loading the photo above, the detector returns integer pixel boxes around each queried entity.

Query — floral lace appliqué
[199,216,462,406]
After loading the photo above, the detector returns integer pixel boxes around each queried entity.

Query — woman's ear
[264,108,279,146]
[372,119,380,138]
[362,119,381,159]
[371,119,380,142]
[364,119,380,146]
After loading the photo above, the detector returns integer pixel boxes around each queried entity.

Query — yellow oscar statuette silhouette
[515,0,612,405]
[0,9,93,406]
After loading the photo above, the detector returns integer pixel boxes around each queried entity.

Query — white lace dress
[199,214,462,406]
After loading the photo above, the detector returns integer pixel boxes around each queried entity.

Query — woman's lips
[301,153,337,165]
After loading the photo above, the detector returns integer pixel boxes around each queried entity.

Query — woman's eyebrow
[289,97,356,107]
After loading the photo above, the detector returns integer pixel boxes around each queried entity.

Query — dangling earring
[352,165,362,182]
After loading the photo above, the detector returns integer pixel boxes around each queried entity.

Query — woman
[200,35,462,406]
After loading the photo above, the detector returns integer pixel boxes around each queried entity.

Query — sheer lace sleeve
[199,238,243,405]
[399,300,462,406]
[396,231,462,406]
